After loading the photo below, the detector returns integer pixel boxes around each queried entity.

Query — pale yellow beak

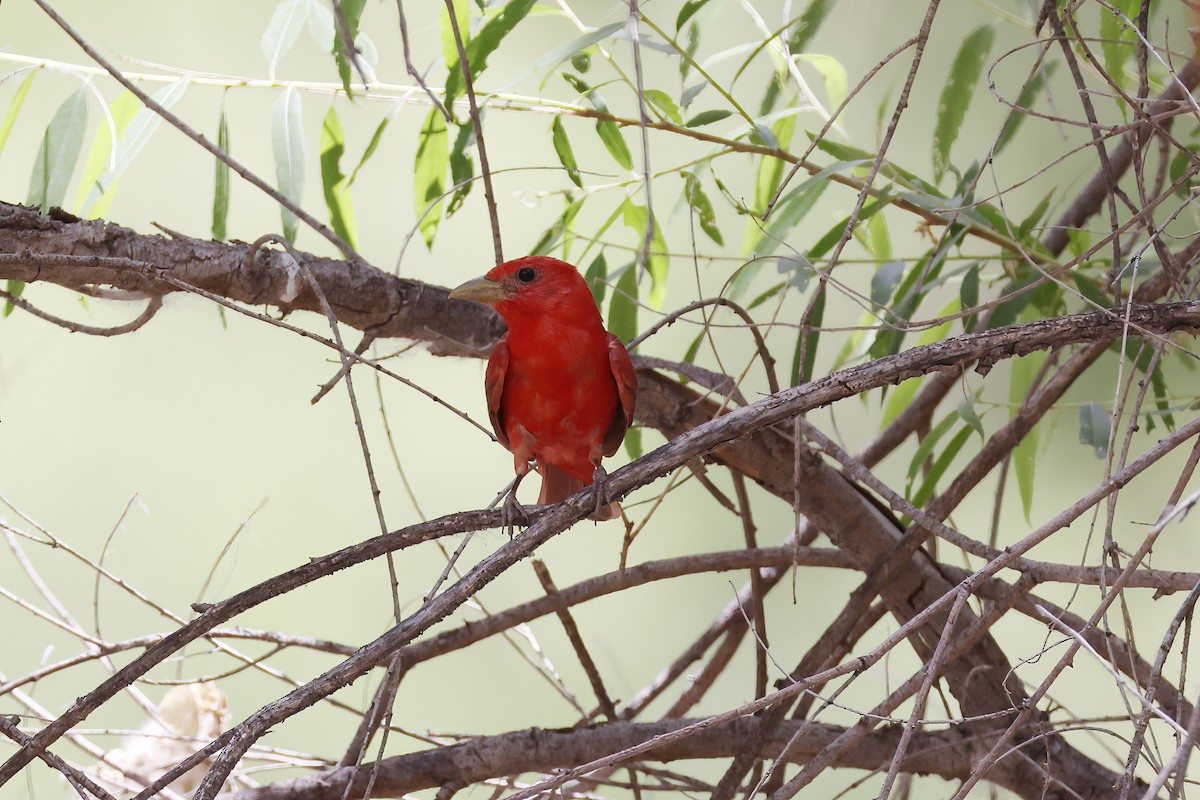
[448,275,509,306]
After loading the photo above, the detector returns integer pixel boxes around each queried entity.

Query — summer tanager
[449,256,637,521]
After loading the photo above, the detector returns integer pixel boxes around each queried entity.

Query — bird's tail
[540,464,620,522]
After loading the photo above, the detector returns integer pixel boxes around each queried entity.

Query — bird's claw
[501,490,529,537]
[590,465,611,518]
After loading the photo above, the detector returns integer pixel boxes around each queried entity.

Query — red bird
[449,256,637,521]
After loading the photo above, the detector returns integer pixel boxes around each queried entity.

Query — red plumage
[450,256,637,521]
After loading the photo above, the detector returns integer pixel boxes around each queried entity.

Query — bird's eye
[517,267,537,283]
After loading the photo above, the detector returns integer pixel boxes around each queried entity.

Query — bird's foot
[588,465,619,521]
[501,488,529,538]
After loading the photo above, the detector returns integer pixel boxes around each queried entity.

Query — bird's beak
[448,275,509,306]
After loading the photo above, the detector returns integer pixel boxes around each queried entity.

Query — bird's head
[449,256,596,324]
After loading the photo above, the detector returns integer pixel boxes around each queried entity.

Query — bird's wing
[484,334,511,449]
[602,332,638,457]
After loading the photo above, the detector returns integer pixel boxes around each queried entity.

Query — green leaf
[1073,273,1108,309]
[624,427,644,460]
[444,0,536,110]
[27,87,88,213]
[643,89,681,125]
[441,0,470,69]
[788,0,834,53]
[448,123,474,215]
[347,107,395,186]
[85,78,188,218]
[74,90,140,215]
[957,397,985,441]
[996,63,1055,154]
[521,22,623,90]
[1009,351,1047,521]
[932,24,995,183]
[212,102,231,241]
[414,107,448,249]
[551,117,582,188]
[621,201,668,308]
[1100,0,1139,88]
[960,263,979,331]
[882,376,921,428]
[752,113,795,214]
[682,171,723,246]
[271,86,306,243]
[909,425,973,509]
[320,104,358,249]
[0,70,37,161]
[3,279,24,317]
[987,275,1037,329]
[1078,402,1110,459]
[608,264,639,343]
[685,109,732,127]
[332,0,368,96]
[585,251,608,305]
[870,260,905,308]
[676,0,712,31]
[866,205,890,259]
[261,0,307,78]
[794,53,847,110]
[791,289,825,385]
[596,119,633,171]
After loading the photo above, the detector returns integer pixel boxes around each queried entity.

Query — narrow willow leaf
[909,425,973,509]
[3,279,24,317]
[347,106,396,186]
[596,119,633,171]
[320,105,358,249]
[624,427,643,460]
[905,413,958,489]
[440,0,470,68]
[87,78,188,218]
[996,63,1055,154]
[753,113,795,214]
[957,397,985,441]
[681,171,723,246]
[414,107,448,248]
[551,117,582,187]
[1100,0,1139,87]
[448,123,474,215]
[788,0,834,53]
[1078,402,1110,458]
[262,0,307,78]
[870,260,905,308]
[685,109,732,127]
[1009,350,1047,521]
[791,289,825,385]
[794,53,847,110]
[0,70,37,160]
[961,262,979,331]
[882,376,922,428]
[271,86,306,243]
[608,264,638,343]
[27,87,88,212]
[621,201,668,308]
[932,24,995,183]
[212,103,231,241]
[522,22,623,90]
[752,179,829,257]
[676,0,712,30]
[333,0,369,95]
[75,90,140,215]
[444,0,536,109]
[866,204,890,259]
[1017,190,1054,241]
[585,251,607,305]
[642,89,681,124]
